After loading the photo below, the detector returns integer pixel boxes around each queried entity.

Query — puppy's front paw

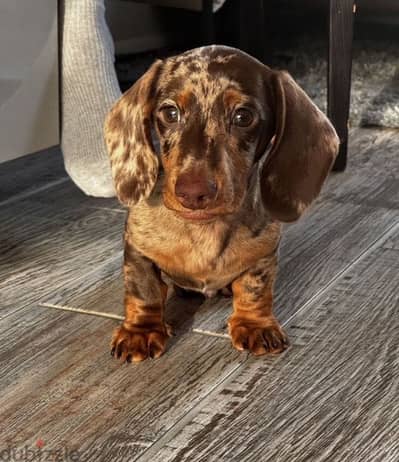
[111,324,169,363]
[228,318,289,356]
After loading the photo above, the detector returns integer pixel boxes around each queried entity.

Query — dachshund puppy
[105,45,339,363]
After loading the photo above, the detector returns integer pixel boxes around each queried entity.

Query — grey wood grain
[0,300,242,461]
[0,180,125,318]
[145,222,399,462]
[383,233,399,250]
[321,128,399,209]
[0,146,66,205]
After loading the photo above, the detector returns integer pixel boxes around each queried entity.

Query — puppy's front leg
[229,254,289,356]
[111,237,169,363]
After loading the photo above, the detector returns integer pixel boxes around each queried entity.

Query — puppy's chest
[157,229,238,294]
[128,210,279,293]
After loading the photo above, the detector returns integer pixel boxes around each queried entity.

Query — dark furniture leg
[201,0,214,45]
[328,0,355,171]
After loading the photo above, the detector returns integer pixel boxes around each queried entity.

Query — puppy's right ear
[104,60,163,206]
[260,70,339,222]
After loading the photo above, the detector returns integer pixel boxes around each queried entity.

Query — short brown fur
[105,46,339,362]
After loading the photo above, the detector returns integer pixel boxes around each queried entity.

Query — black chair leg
[328,0,355,171]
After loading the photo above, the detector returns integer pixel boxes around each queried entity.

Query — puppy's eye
[160,105,180,124]
[232,108,254,127]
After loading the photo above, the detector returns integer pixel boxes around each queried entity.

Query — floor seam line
[38,302,124,321]
[192,329,230,339]
[86,206,126,214]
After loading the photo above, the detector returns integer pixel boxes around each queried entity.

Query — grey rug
[275,40,399,128]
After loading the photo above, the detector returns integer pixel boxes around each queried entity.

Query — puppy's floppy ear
[260,70,339,222]
[104,60,162,206]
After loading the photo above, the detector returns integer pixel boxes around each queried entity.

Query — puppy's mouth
[162,195,232,222]
[175,210,219,222]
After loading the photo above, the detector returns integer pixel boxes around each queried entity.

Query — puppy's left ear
[104,60,163,206]
[260,70,340,222]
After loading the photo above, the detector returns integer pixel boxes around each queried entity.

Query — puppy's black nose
[175,172,217,210]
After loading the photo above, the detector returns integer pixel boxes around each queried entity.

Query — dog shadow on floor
[164,288,232,344]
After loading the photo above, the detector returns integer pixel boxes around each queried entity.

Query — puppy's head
[105,46,339,222]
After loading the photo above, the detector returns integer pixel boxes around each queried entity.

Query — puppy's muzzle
[175,171,218,210]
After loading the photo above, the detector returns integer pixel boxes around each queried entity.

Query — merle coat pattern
[105,46,339,362]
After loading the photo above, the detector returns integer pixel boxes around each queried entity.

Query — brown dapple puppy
[105,45,339,363]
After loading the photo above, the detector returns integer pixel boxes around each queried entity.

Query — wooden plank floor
[0,146,67,205]
[0,128,398,461]
[0,181,125,319]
